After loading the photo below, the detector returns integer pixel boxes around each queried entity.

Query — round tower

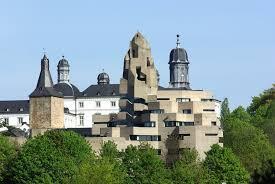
[169,35,190,89]
[57,56,70,83]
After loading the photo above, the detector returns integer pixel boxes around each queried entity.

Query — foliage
[122,143,171,184]
[10,130,93,184]
[100,140,120,161]
[203,144,250,184]
[223,111,275,174]
[0,135,16,183]
[171,149,212,184]
[221,98,230,124]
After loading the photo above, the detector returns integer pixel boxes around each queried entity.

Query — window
[5,108,10,112]
[168,133,190,140]
[150,109,164,114]
[111,101,116,107]
[96,101,101,107]
[130,135,161,141]
[211,121,217,126]
[176,98,190,102]
[182,109,192,114]
[4,118,9,125]
[205,133,218,136]
[79,102,84,108]
[219,137,224,143]
[164,121,183,127]
[19,108,24,112]
[79,115,84,126]
[203,109,215,112]
[18,117,23,124]
[184,122,194,126]
[155,149,161,155]
[144,121,156,127]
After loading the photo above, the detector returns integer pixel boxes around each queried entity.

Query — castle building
[0,57,120,131]
[0,32,222,161]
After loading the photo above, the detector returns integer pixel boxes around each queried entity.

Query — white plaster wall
[0,114,29,127]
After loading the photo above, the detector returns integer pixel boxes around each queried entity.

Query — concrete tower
[119,32,158,125]
[29,54,64,136]
[57,56,70,83]
[169,35,190,89]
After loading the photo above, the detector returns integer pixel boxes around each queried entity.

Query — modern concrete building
[90,32,223,162]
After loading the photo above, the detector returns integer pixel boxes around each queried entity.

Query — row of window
[130,135,161,141]
[164,121,194,127]
[1,117,24,125]
[148,108,215,115]
[79,101,117,108]
[1,108,24,112]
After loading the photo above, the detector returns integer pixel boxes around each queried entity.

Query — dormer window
[97,92,100,96]
[19,108,24,112]
[5,108,10,112]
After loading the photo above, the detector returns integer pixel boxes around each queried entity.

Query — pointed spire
[30,54,63,98]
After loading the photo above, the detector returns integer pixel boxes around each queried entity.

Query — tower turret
[29,54,64,136]
[169,35,191,89]
[57,56,70,83]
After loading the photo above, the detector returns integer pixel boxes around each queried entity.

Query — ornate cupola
[57,56,70,83]
[97,70,110,85]
[169,35,191,89]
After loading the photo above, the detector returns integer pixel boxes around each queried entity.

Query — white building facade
[0,57,120,129]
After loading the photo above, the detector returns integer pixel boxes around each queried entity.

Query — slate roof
[30,87,63,98]
[82,84,120,97]
[58,58,70,67]
[169,48,188,63]
[54,83,81,97]
[0,100,29,114]
[30,54,63,98]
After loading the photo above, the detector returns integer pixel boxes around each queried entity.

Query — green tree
[203,144,250,184]
[10,130,93,184]
[100,140,120,161]
[221,98,230,124]
[73,141,127,184]
[0,135,16,183]
[171,149,212,184]
[223,113,275,174]
[122,143,171,184]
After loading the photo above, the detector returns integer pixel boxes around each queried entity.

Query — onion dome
[97,71,110,85]
[58,56,70,67]
[169,34,188,63]
[53,83,80,97]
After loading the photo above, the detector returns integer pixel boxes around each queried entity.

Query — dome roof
[169,48,188,63]
[53,83,80,97]
[58,57,70,67]
[97,72,110,85]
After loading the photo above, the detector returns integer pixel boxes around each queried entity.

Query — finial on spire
[176,34,180,48]
[62,55,65,59]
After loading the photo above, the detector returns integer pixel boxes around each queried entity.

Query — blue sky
[0,0,274,110]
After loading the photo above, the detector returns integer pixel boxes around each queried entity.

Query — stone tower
[57,56,70,83]
[169,35,190,89]
[29,54,64,136]
[119,32,158,125]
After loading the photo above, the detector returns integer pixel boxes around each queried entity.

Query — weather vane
[176,34,180,48]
